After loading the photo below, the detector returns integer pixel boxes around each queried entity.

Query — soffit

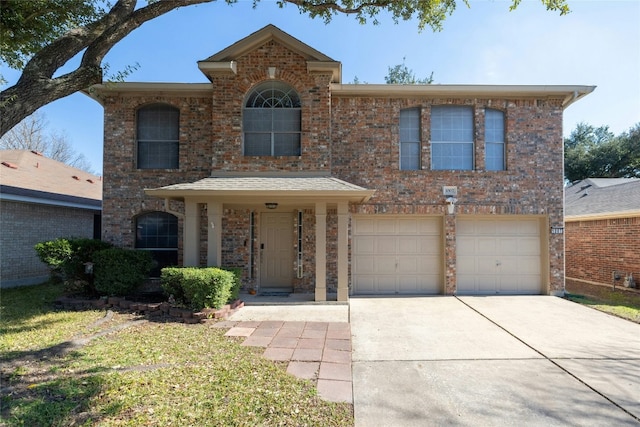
[330,84,596,108]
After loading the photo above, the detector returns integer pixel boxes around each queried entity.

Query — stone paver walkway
[216,320,352,403]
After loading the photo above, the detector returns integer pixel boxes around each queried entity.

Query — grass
[0,282,353,426]
[565,285,640,323]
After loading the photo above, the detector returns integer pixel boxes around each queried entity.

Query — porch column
[183,200,199,267]
[315,202,327,301]
[207,201,222,267]
[337,202,349,301]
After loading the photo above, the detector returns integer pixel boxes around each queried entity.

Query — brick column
[444,213,457,295]
[315,202,327,301]
[207,201,222,267]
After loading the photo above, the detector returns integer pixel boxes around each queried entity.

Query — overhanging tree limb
[0,0,570,136]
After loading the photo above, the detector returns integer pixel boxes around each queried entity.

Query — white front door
[260,212,293,289]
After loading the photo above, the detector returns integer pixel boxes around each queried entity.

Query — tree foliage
[0,0,570,136]
[564,122,640,182]
[0,111,94,172]
[385,57,433,84]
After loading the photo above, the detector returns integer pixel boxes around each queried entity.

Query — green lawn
[0,282,353,426]
[565,288,640,323]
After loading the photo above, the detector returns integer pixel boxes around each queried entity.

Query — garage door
[457,217,542,295]
[352,216,442,294]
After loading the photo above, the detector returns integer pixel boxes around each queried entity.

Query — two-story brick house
[89,25,594,301]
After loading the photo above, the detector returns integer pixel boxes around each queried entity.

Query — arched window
[243,81,301,156]
[137,104,179,169]
[135,212,178,277]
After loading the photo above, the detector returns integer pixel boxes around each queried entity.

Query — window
[431,106,474,170]
[485,109,505,171]
[137,104,179,169]
[243,81,301,156]
[135,212,178,277]
[400,108,421,170]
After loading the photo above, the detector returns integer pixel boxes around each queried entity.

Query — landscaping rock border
[53,295,244,323]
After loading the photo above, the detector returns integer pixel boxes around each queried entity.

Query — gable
[198,24,341,83]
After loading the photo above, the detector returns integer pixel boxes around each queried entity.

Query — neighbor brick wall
[565,216,640,289]
[0,200,96,286]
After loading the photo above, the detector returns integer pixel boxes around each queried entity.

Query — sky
[2,0,639,173]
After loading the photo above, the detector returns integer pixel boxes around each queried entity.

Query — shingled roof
[0,150,102,210]
[145,173,374,204]
[565,178,640,219]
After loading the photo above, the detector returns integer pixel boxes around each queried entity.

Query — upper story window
[431,106,474,170]
[243,81,301,156]
[485,109,505,171]
[399,108,421,170]
[137,104,179,169]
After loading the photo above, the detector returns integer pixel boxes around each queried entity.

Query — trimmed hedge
[160,267,238,311]
[93,248,153,296]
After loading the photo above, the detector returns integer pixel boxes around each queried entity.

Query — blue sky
[2,0,639,173]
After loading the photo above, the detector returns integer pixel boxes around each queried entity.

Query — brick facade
[565,217,640,289]
[95,25,592,297]
[0,201,97,287]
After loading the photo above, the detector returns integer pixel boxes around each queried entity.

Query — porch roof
[145,174,375,204]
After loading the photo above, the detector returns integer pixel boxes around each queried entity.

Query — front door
[260,212,293,289]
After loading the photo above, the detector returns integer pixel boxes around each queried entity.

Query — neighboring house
[88,25,594,301]
[565,178,640,291]
[0,150,102,288]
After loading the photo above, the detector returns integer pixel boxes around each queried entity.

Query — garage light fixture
[265,202,278,210]
[445,197,457,215]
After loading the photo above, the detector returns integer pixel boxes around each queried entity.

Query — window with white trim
[137,104,179,169]
[430,106,474,170]
[400,108,421,170]
[485,109,505,171]
[243,81,301,156]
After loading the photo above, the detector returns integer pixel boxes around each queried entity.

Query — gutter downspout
[562,87,596,109]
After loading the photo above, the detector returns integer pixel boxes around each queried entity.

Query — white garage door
[457,217,542,295]
[352,216,443,294]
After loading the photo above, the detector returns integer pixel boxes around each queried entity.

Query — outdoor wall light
[445,197,457,215]
[265,202,278,209]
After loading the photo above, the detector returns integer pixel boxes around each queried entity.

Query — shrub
[160,267,236,310]
[93,249,153,296]
[34,238,73,278]
[34,238,113,294]
[159,266,187,303]
[225,267,242,302]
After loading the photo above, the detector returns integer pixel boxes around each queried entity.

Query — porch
[145,172,374,302]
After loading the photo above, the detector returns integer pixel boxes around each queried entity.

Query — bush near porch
[34,238,152,297]
[160,267,241,311]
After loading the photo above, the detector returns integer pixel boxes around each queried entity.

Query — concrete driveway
[350,296,640,426]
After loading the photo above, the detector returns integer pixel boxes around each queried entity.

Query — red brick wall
[331,97,566,293]
[100,38,566,294]
[565,216,640,288]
